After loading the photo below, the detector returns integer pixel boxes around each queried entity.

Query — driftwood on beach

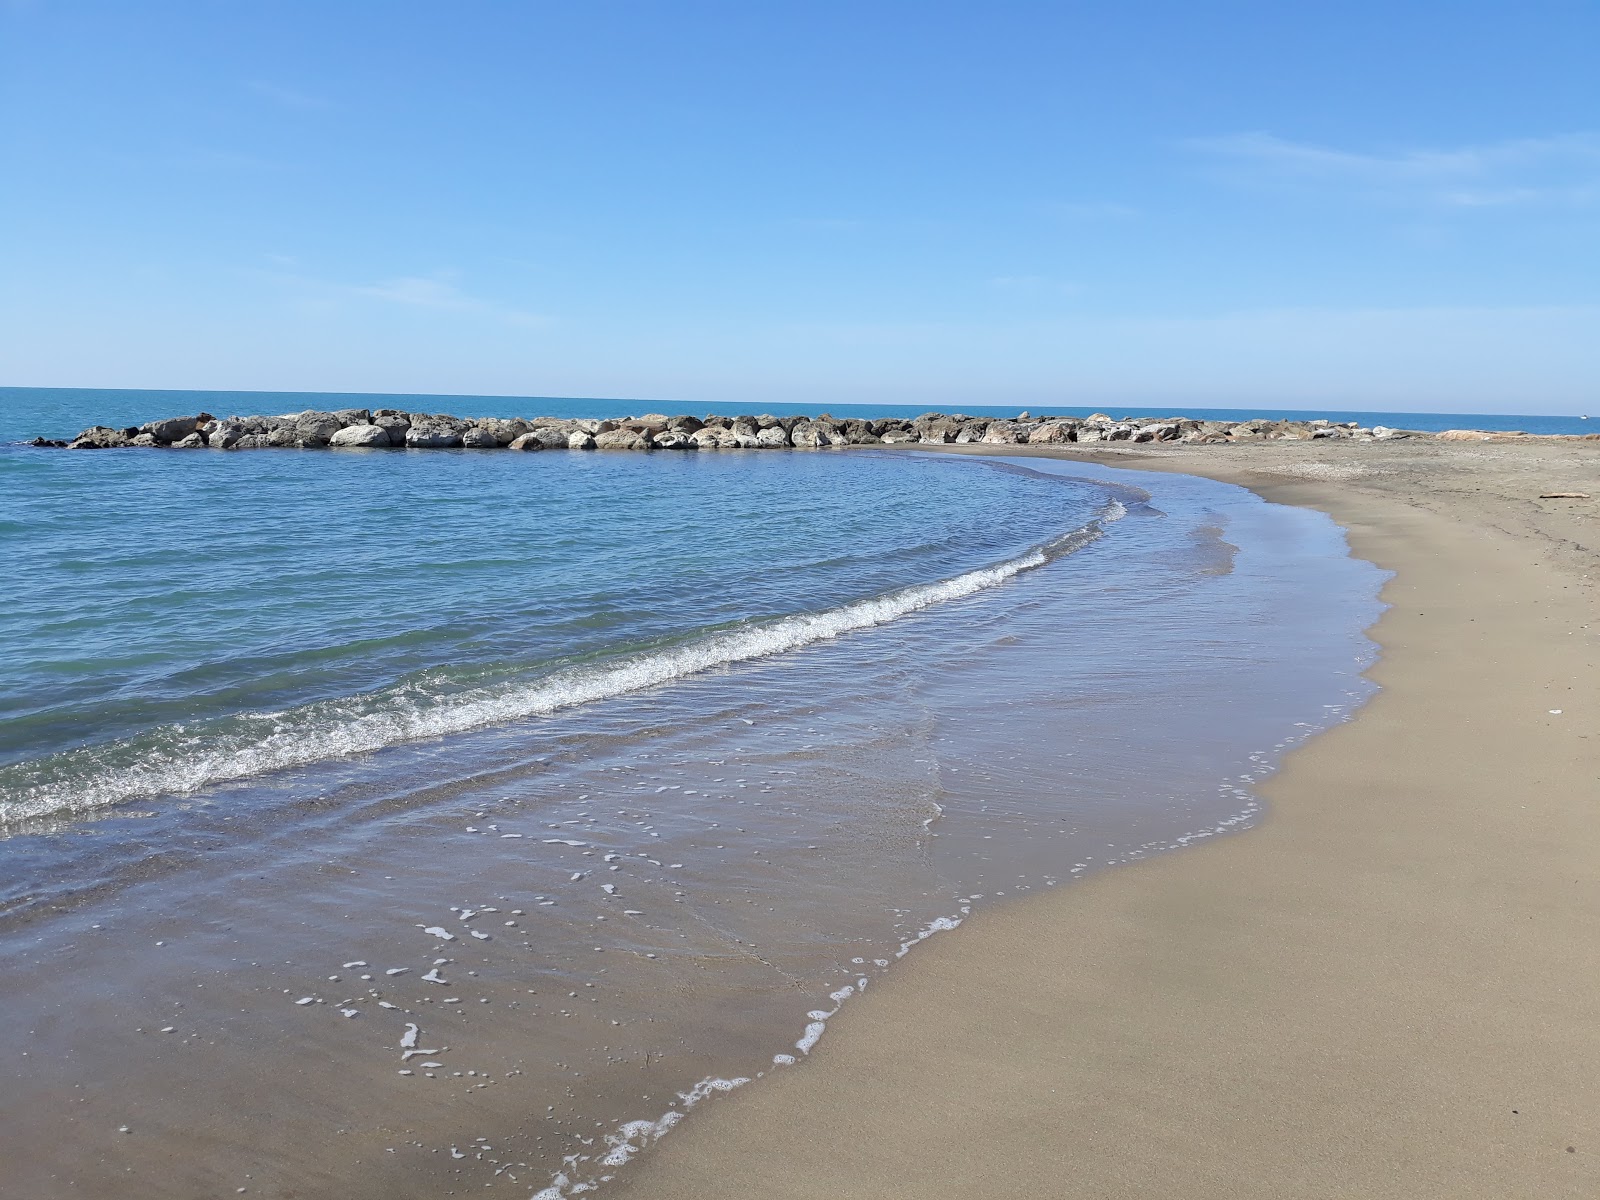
[36,408,1599,451]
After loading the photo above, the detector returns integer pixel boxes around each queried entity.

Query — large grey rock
[471,417,530,446]
[333,408,372,426]
[789,420,827,447]
[879,428,919,444]
[755,425,791,448]
[232,433,272,450]
[915,414,962,443]
[140,413,213,444]
[373,415,410,445]
[330,424,393,448]
[595,428,651,450]
[406,422,465,448]
[294,411,344,446]
[461,427,500,449]
[567,430,597,450]
[690,426,738,449]
[667,415,705,434]
[980,421,1025,445]
[1027,421,1076,444]
[1130,422,1180,443]
[208,420,248,449]
[507,432,547,451]
[520,427,568,449]
[268,426,300,447]
[173,432,207,448]
[651,429,696,449]
[68,426,131,449]
[954,421,990,444]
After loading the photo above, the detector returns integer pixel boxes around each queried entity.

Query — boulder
[141,413,214,444]
[879,428,919,444]
[232,433,272,450]
[330,424,393,448]
[567,431,597,450]
[595,428,652,450]
[840,419,880,444]
[461,427,501,449]
[471,417,531,446]
[789,420,826,447]
[668,414,705,434]
[173,432,207,448]
[333,408,372,426]
[954,421,991,443]
[914,414,962,443]
[756,425,792,448]
[980,421,1026,445]
[690,426,738,449]
[652,429,697,449]
[68,426,131,449]
[208,420,248,449]
[294,411,344,446]
[1027,421,1076,444]
[374,415,410,445]
[406,422,465,449]
[1130,422,1180,443]
[507,432,546,451]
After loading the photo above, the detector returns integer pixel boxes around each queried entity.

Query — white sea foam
[1,513,1113,825]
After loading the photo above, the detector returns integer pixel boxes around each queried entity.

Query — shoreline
[616,439,1600,1198]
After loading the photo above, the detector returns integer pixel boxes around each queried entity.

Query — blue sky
[2,1,1597,413]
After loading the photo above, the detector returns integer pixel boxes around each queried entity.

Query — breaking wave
[0,505,1120,825]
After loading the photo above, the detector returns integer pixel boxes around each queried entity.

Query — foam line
[0,507,1117,824]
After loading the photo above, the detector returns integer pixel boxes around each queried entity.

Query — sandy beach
[620,437,1600,1199]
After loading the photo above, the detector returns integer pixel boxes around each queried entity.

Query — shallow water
[0,392,1387,1199]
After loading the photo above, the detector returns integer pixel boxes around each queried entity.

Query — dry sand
[619,438,1600,1199]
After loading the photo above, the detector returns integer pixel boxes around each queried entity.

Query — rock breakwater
[34,409,1600,451]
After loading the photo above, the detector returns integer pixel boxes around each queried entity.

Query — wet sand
[620,438,1600,1199]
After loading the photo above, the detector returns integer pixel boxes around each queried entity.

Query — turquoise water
[0,386,1390,1200]
[2,435,1094,824]
[3,384,1594,439]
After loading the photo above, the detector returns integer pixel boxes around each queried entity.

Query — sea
[0,386,1411,1198]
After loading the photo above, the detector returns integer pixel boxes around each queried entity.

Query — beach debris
[340,1008,360,1018]
[294,996,316,1006]
[1539,492,1590,499]
[570,871,588,882]
[421,968,449,985]
[385,967,409,976]
[342,960,368,969]
[601,884,617,895]
[400,1023,420,1050]
[420,926,455,941]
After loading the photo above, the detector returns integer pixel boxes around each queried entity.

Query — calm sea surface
[0,387,1388,1199]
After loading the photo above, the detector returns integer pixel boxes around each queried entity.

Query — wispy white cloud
[1186,131,1600,208]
